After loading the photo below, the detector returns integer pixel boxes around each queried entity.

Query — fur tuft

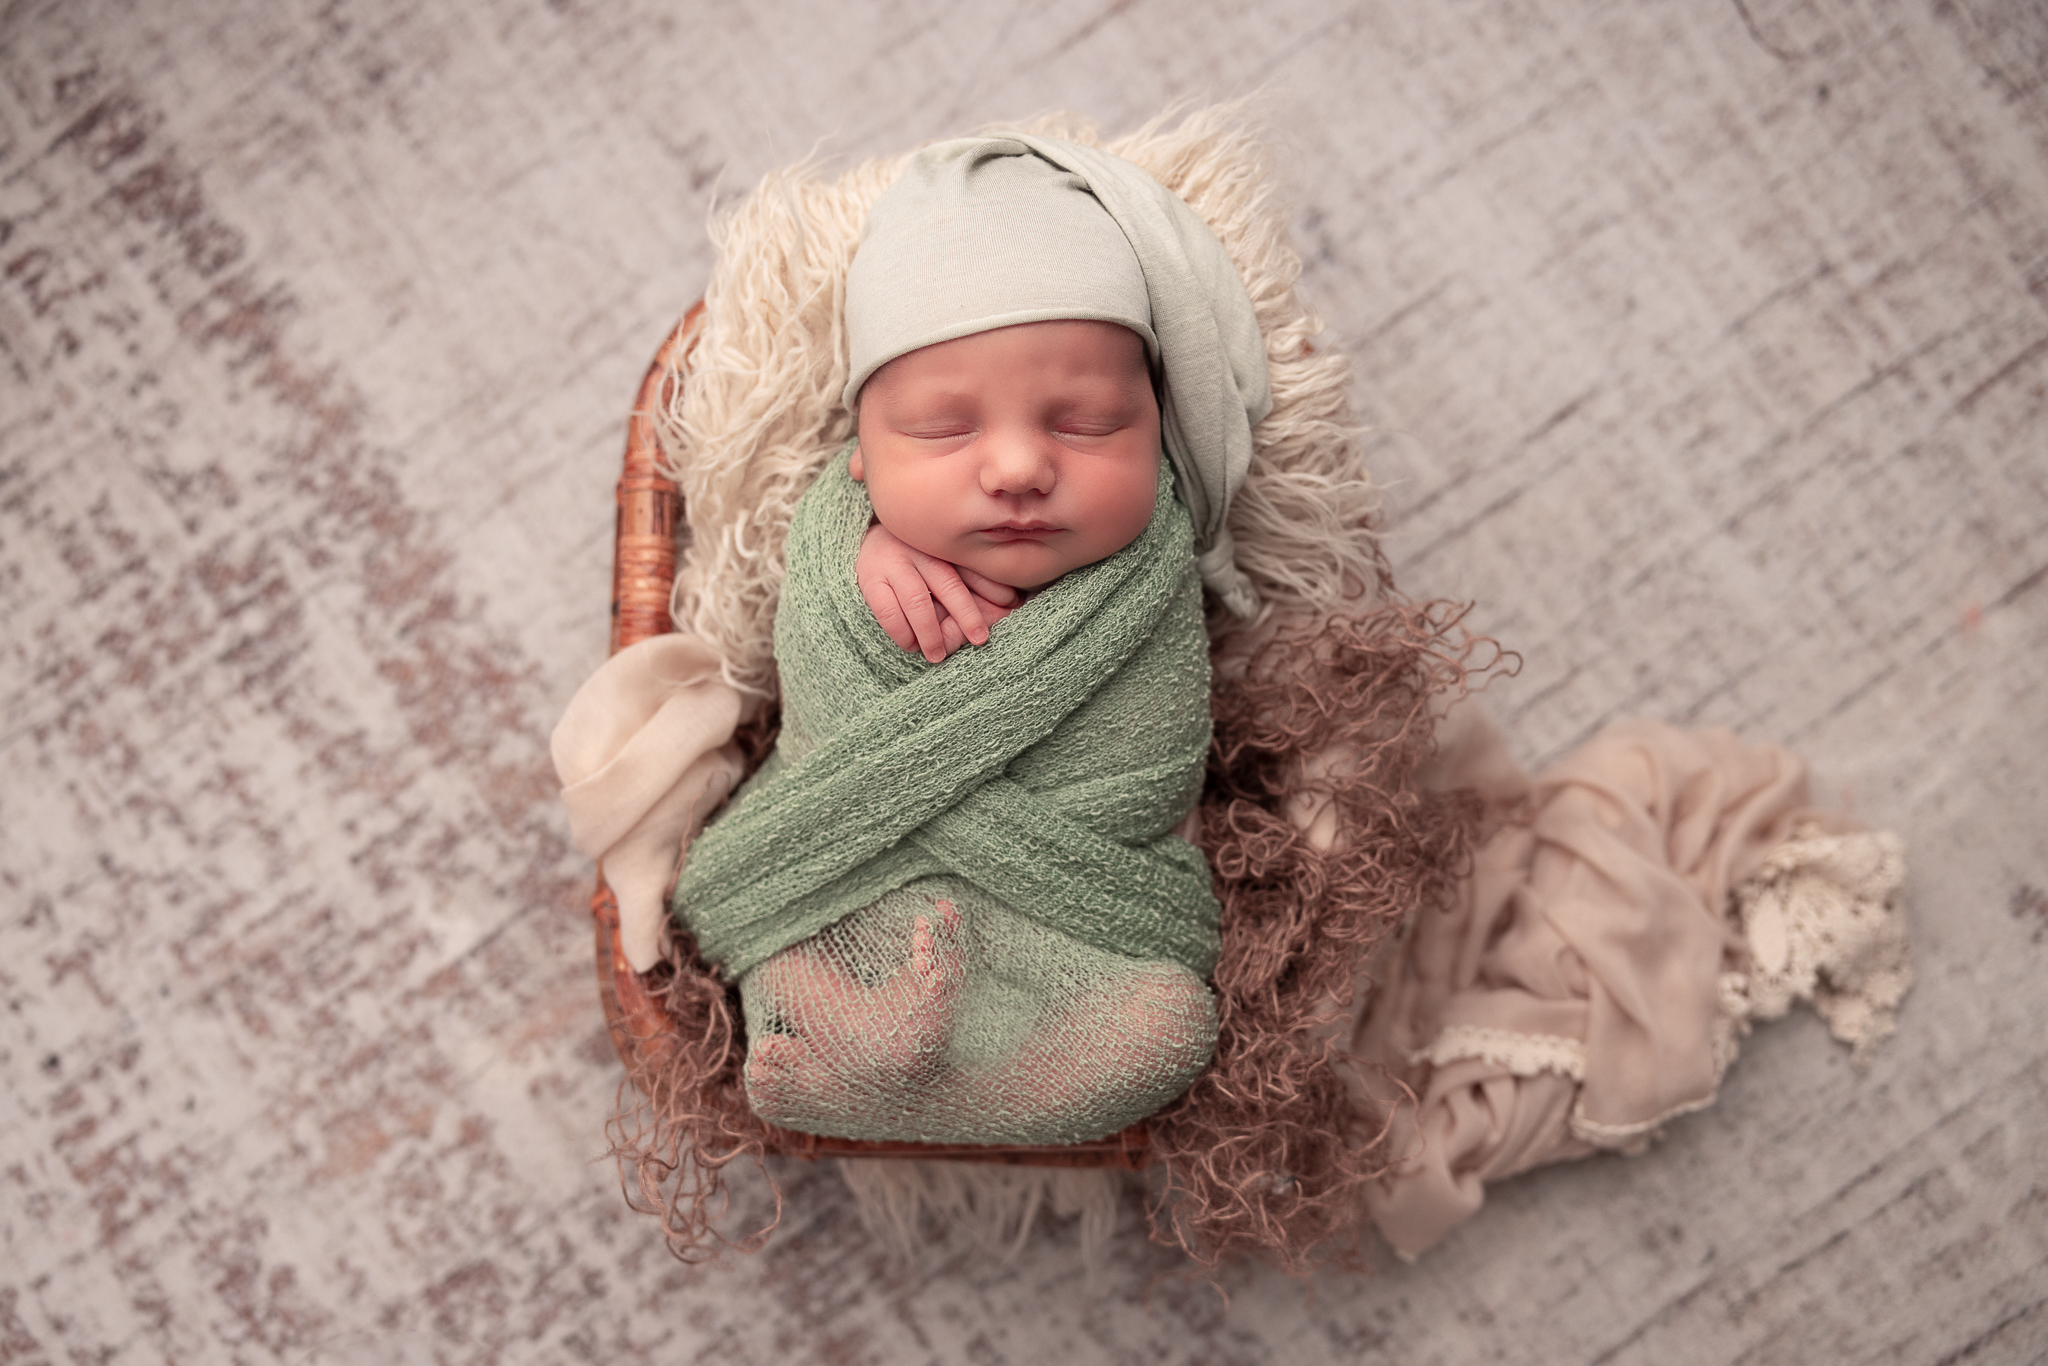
[836,1161,1127,1268]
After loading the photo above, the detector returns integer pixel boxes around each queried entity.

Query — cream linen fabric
[1351,712,1908,1260]
[551,634,749,971]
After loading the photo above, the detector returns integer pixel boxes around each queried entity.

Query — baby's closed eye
[898,420,977,440]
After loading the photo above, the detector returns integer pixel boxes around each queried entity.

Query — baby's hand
[855,523,1018,662]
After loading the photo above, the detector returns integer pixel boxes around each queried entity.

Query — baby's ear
[848,444,866,481]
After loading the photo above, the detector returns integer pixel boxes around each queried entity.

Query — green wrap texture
[671,448,1220,983]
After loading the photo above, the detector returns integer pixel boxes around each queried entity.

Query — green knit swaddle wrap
[671,451,1220,1144]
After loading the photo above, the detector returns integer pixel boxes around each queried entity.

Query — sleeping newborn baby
[731,319,1214,1144]
[668,135,1272,1145]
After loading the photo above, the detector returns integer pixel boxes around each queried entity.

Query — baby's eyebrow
[889,386,980,409]
[1050,385,1149,411]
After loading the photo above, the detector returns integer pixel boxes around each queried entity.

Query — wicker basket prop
[587,293,1481,1266]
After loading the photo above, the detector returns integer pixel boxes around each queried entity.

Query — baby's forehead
[860,319,1153,403]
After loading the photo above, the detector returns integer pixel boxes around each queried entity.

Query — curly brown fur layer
[607,602,1498,1269]
[605,938,780,1263]
[601,698,789,1262]
[1144,601,1495,1272]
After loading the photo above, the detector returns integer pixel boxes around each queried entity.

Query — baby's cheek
[863,484,948,561]
[1101,472,1160,551]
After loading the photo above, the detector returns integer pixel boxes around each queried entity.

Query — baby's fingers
[920,563,991,647]
[857,578,929,655]
[968,589,1017,629]
[888,579,952,662]
[955,566,1019,607]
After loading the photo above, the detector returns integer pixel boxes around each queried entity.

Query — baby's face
[851,319,1160,591]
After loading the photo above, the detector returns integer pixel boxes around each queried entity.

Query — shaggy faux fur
[617,104,1486,1270]
[836,1162,1127,1267]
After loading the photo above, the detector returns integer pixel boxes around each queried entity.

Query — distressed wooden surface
[2,0,2044,1361]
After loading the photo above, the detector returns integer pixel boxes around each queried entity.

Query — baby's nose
[979,430,1057,496]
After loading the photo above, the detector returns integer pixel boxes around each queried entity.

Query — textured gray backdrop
[3,0,2044,1362]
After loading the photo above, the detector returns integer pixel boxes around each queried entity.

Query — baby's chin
[955,529,1147,592]
[957,546,1070,593]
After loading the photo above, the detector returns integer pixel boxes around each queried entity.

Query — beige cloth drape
[551,635,750,971]
[1352,708,1907,1259]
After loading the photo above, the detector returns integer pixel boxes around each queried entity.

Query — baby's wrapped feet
[741,898,966,1132]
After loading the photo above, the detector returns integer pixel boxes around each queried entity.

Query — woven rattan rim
[590,307,1151,1169]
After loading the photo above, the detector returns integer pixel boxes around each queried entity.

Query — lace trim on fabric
[1725,825,1912,1061]
[1411,1025,1587,1080]
[1569,826,1911,1153]
[1568,1004,1740,1153]
[1568,1092,1718,1151]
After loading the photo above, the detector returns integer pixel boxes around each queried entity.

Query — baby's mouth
[981,522,1059,540]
